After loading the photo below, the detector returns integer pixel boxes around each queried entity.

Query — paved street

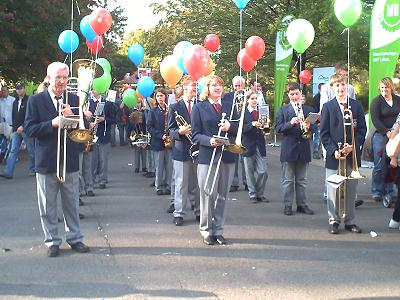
[1,143,400,300]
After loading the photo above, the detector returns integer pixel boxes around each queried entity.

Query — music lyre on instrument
[296,103,312,140]
[258,104,271,136]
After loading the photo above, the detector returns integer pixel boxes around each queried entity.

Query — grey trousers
[173,159,200,218]
[281,161,308,208]
[82,151,94,192]
[155,149,172,191]
[244,149,268,198]
[134,146,147,171]
[36,172,83,247]
[197,162,235,238]
[231,154,247,187]
[326,167,357,225]
[146,150,155,173]
[92,142,110,185]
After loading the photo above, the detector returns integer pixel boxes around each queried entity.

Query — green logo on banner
[381,0,400,32]
[279,17,292,51]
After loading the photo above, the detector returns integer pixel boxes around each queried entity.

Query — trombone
[56,59,102,182]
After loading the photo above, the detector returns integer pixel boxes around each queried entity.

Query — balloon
[95,58,111,73]
[128,43,145,65]
[245,36,266,61]
[160,55,183,89]
[197,77,207,94]
[237,48,255,72]
[86,35,104,55]
[334,0,362,28]
[58,30,79,54]
[93,71,112,94]
[136,89,144,100]
[183,45,209,81]
[89,7,112,35]
[122,89,138,109]
[137,76,155,98]
[286,19,315,54]
[232,0,251,9]
[80,15,96,43]
[299,70,312,85]
[173,41,193,74]
[204,34,220,52]
[204,57,214,76]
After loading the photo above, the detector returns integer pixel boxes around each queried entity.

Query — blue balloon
[128,44,145,65]
[197,77,207,94]
[176,56,188,75]
[233,0,251,9]
[80,15,97,43]
[173,41,192,74]
[137,76,155,98]
[58,30,79,54]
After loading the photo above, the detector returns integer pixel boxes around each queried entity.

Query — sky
[110,0,164,33]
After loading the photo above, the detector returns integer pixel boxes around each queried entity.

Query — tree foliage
[0,0,126,83]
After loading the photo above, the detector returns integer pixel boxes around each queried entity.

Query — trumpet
[161,104,172,149]
[296,103,312,139]
[258,104,271,136]
[174,111,194,145]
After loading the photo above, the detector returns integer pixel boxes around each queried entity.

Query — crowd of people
[1,61,399,257]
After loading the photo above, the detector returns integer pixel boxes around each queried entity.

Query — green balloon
[286,19,315,54]
[93,71,112,94]
[95,57,112,73]
[122,89,138,109]
[334,0,362,28]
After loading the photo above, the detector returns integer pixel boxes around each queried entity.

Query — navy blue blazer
[168,100,193,161]
[275,103,312,163]
[242,109,266,157]
[24,90,81,174]
[191,97,239,165]
[147,106,167,151]
[88,97,116,144]
[320,98,366,170]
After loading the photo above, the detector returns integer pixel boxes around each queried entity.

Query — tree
[0,0,126,83]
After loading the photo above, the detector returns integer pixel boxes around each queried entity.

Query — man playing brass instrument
[24,62,90,257]
[168,76,200,226]
[275,83,314,216]
[320,74,366,234]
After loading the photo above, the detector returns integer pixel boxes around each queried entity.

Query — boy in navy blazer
[242,90,269,203]
[275,83,314,216]
[320,74,366,234]
[168,76,200,226]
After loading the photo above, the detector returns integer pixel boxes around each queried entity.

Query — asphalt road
[1,143,400,300]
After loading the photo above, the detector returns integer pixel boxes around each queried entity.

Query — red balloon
[86,35,104,55]
[299,70,312,84]
[204,34,220,52]
[237,48,256,73]
[183,45,210,81]
[90,8,112,35]
[245,36,266,61]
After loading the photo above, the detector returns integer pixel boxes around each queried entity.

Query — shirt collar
[248,106,257,113]
[48,90,62,101]
[209,98,221,106]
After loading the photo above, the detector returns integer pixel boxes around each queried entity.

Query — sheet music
[305,113,319,124]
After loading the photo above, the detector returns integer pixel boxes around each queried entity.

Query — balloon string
[347,27,350,106]
[239,9,243,78]
[75,0,81,15]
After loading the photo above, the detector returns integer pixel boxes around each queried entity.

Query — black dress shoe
[47,245,59,257]
[203,236,215,245]
[134,168,140,173]
[86,190,95,197]
[163,189,171,195]
[257,196,269,203]
[69,241,90,253]
[355,200,364,208]
[0,172,13,179]
[147,172,156,178]
[345,224,362,233]
[142,168,148,173]
[250,197,258,204]
[229,186,239,192]
[79,213,85,220]
[99,183,106,189]
[244,184,248,191]
[214,235,227,245]
[156,190,164,196]
[142,172,149,177]
[79,198,85,206]
[166,204,175,213]
[174,217,183,226]
[284,206,293,216]
[329,222,339,234]
[296,206,314,215]
[195,215,200,222]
